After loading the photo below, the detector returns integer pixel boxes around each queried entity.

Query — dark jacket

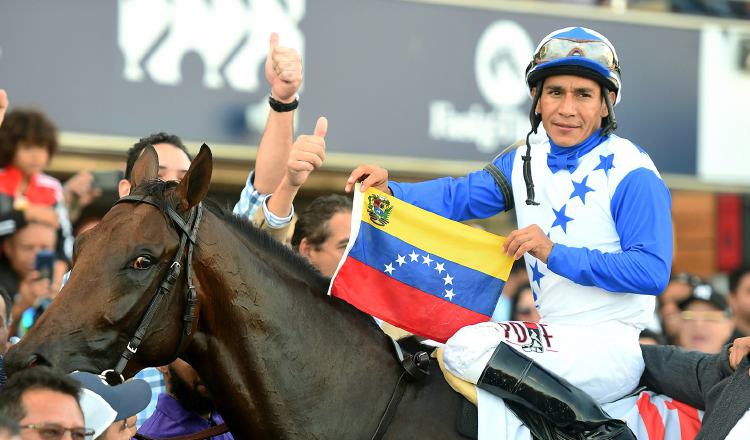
[641,344,750,439]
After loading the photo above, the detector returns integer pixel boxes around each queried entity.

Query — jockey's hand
[346,165,391,194]
[285,117,327,188]
[504,224,554,263]
[265,32,302,103]
[0,89,7,127]
[728,336,750,373]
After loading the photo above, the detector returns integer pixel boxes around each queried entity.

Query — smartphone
[92,170,123,192]
[34,250,55,281]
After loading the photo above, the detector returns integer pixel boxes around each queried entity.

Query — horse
[6,145,471,439]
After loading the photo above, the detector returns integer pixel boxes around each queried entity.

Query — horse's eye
[132,256,153,270]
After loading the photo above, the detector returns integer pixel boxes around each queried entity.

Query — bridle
[100,194,203,385]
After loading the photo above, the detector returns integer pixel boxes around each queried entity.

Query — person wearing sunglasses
[676,284,735,354]
[0,366,94,440]
[348,26,673,438]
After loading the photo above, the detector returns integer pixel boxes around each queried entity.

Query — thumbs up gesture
[0,89,8,128]
[264,32,302,103]
[286,117,327,188]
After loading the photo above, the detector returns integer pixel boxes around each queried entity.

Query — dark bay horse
[6,146,468,439]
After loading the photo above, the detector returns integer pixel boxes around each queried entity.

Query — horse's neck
[187,217,402,438]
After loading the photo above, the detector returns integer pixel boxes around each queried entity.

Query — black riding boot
[477,342,636,440]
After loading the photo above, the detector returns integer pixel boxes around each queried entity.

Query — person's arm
[265,117,327,219]
[546,168,672,295]
[346,150,516,221]
[234,33,302,219]
[640,344,734,411]
[253,32,303,194]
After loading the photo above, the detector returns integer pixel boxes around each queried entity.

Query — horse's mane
[136,180,331,293]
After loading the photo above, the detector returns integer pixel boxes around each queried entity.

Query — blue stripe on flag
[348,222,504,315]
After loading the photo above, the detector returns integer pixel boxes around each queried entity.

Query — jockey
[347,26,672,439]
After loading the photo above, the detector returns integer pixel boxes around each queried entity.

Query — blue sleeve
[388,149,515,221]
[547,168,672,295]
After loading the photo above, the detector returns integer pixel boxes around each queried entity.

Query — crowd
[0,24,748,440]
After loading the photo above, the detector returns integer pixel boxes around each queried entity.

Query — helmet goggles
[526,27,622,101]
[534,37,620,78]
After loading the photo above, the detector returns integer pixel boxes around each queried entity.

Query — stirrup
[477,342,635,439]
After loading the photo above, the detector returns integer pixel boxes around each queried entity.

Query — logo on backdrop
[428,21,533,153]
[117,0,305,132]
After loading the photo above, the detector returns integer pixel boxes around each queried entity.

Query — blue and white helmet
[526,26,622,105]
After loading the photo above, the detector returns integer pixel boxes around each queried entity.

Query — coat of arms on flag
[329,185,514,343]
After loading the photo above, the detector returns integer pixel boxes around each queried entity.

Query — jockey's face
[534,75,614,147]
[118,143,191,197]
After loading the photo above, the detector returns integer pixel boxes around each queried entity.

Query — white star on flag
[409,251,419,262]
[443,274,453,285]
[384,263,395,275]
[395,255,407,266]
[434,262,445,274]
[444,288,455,301]
[422,254,433,266]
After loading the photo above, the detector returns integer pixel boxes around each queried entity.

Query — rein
[371,351,431,440]
[101,194,203,384]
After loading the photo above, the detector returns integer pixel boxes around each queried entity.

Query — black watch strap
[268,95,299,112]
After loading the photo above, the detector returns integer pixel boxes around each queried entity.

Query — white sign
[429,20,534,153]
[118,0,305,92]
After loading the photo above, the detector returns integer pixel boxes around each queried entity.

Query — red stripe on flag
[637,393,665,440]
[665,399,701,440]
[331,257,491,342]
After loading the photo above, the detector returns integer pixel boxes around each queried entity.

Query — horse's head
[6,144,213,379]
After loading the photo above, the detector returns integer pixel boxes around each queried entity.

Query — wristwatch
[268,94,299,112]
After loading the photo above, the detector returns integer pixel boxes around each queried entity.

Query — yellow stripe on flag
[360,187,513,280]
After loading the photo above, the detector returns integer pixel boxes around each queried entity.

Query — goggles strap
[601,88,617,136]
[523,82,542,206]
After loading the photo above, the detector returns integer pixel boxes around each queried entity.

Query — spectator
[0,222,56,337]
[136,359,231,440]
[510,285,540,322]
[728,265,750,339]
[658,272,702,344]
[677,284,734,353]
[0,107,73,266]
[492,260,528,322]
[291,194,352,277]
[0,366,92,440]
[70,371,151,440]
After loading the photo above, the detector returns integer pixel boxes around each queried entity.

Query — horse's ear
[129,145,159,189]
[176,143,212,209]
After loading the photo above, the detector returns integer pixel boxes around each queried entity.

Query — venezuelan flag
[330,185,513,343]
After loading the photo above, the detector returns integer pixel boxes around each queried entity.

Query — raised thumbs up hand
[264,32,303,104]
[286,117,327,187]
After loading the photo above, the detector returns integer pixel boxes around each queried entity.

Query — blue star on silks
[569,176,595,204]
[593,154,615,176]
[551,204,574,233]
[530,261,545,289]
